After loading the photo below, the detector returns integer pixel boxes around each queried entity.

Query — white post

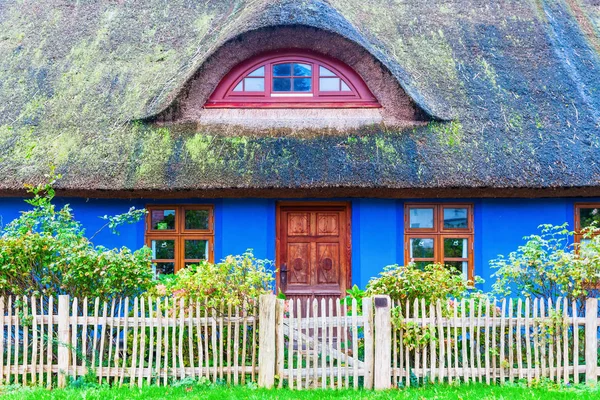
[258,294,276,388]
[374,295,391,389]
[363,297,375,389]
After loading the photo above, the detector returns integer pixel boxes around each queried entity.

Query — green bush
[365,263,480,308]
[148,250,274,309]
[0,171,153,299]
[491,223,600,306]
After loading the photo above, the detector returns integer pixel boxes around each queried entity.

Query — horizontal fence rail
[0,294,599,389]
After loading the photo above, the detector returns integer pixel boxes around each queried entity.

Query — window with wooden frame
[145,205,214,276]
[575,203,600,245]
[404,204,474,280]
[205,50,379,108]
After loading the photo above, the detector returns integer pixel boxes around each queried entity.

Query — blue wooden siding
[0,196,589,292]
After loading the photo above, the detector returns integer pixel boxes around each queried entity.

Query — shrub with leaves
[366,263,483,352]
[491,223,600,308]
[0,170,153,299]
[365,263,480,307]
[148,250,274,310]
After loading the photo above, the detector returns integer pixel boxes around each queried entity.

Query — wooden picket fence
[388,297,599,388]
[0,294,599,389]
[0,296,259,387]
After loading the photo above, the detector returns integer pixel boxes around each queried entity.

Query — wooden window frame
[145,205,214,274]
[404,203,474,280]
[574,203,600,244]
[205,50,380,109]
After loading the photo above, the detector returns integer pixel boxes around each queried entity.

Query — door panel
[317,213,339,236]
[287,242,310,284]
[288,212,310,236]
[277,202,350,306]
[316,243,339,284]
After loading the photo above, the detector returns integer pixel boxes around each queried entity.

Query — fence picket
[138,297,146,387]
[421,299,428,382]
[436,300,444,384]
[130,297,139,387]
[548,298,555,382]
[516,299,523,381]
[555,298,562,383]
[297,299,303,390]
[484,299,491,384]
[328,299,335,389]
[30,296,36,385]
[6,297,12,385]
[540,299,547,378]
[198,299,208,379]
[572,300,579,385]
[320,299,327,389]
[429,303,437,384]
[499,299,506,382]
[508,299,514,382]
[524,298,532,383]
[476,299,483,383]
[14,296,20,385]
[562,298,569,384]
[37,297,43,385]
[92,298,100,380]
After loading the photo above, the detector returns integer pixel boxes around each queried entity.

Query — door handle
[280,263,288,291]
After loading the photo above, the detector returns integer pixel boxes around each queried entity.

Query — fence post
[57,295,70,388]
[585,298,598,386]
[258,294,276,389]
[363,297,374,389]
[374,295,391,390]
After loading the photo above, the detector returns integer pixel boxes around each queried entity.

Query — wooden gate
[269,297,374,389]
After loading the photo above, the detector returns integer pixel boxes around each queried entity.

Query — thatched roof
[1,0,599,198]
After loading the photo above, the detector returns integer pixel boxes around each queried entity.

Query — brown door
[276,202,351,305]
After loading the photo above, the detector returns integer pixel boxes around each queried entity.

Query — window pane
[319,66,336,77]
[293,78,312,92]
[273,78,291,91]
[444,261,468,277]
[341,81,351,91]
[248,66,264,77]
[153,262,175,276]
[151,209,175,230]
[151,239,175,260]
[185,209,209,230]
[444,208,468,229]
[580,208,600,229]
[410,238,434,258]
[413,261,430,270]
[273,63,291,76]
[185,239,208,260]
[320,77,340,91]
[444,238,468,258]
[293,63,311,76]
[244,77,264,91]
[233,81,243,92]
[409,208,434,229]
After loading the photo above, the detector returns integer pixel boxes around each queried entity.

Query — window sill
[204,101,381,109]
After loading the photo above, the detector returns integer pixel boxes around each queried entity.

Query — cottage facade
[1,0,600,299]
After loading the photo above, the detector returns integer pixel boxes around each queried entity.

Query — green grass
[0,383,598,400]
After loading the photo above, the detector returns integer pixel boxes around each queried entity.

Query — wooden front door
[276,202,351,304]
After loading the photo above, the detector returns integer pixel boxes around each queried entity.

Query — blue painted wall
[0,196,593,293]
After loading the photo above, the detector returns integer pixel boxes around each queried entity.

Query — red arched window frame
[205,51,380,108]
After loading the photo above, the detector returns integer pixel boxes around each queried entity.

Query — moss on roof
[1,0,599,195]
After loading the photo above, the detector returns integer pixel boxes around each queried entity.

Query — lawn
[0,383,598,400]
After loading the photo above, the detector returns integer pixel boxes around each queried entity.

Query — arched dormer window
[205,51,380,108]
